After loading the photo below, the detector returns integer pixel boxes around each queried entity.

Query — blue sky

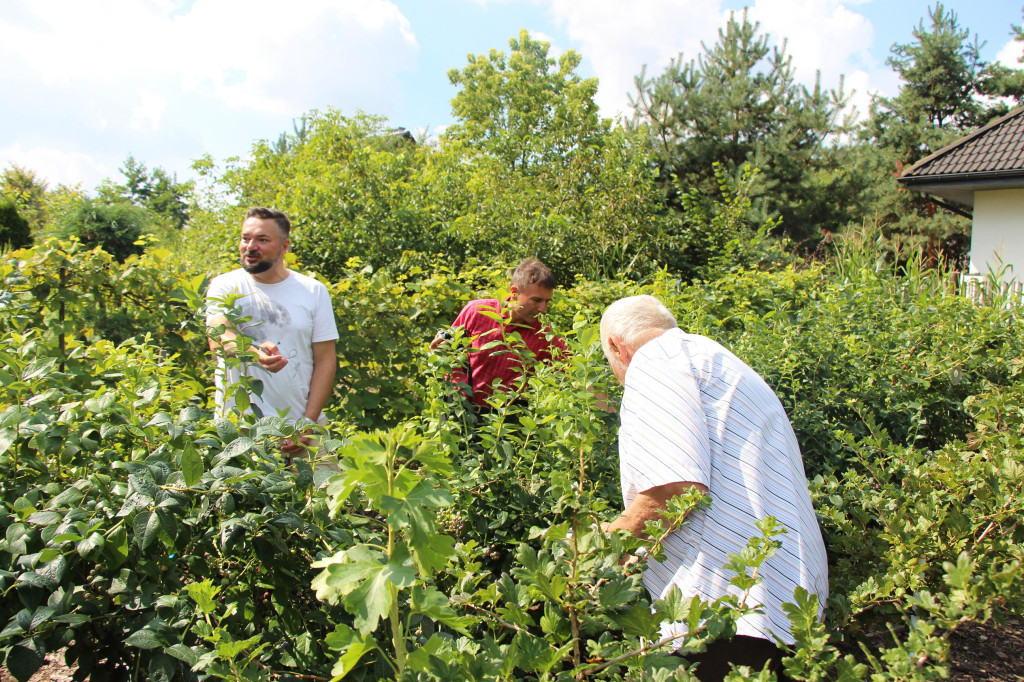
[2,0,1022,191]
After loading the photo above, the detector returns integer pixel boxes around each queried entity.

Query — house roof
[898,105,1024,208]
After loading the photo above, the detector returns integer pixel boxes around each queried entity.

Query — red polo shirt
[449,298,567,407]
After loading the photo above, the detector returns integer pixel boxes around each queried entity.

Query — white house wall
[970,188,1024,284]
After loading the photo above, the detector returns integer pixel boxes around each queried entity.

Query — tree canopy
[630,10,854,245]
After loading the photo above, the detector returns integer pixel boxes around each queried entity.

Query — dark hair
[244,207,291,237]
[511,258,556,290]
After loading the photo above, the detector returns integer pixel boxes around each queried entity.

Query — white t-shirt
[618,327,828,645]
[206,269,338,422]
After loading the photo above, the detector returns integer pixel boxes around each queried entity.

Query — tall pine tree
[630,10,854,245]
[858,3,1003,266]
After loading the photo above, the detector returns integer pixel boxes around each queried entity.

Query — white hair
[600,295,678,360]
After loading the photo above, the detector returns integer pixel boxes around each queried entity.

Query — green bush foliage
[0,201,32,253]
[0,239,208,368]
[1,235,1023,680]
[56,199,151,263]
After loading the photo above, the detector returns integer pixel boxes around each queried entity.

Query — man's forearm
[606,481,706,537]
[304,341,338,421]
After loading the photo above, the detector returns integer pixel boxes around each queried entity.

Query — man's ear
[609,335,633,364]
[509,284,520,295]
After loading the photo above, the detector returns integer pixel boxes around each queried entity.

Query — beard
[242,251,277,274]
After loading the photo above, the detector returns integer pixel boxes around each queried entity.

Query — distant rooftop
[898,106,1024,208]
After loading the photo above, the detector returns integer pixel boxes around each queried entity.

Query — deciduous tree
[97,155,193,230]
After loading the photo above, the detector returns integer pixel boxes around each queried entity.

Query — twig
[579,632,688,677]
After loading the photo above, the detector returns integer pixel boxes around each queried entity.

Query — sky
[2,0,1023,192]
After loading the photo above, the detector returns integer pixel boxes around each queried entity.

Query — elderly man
[600,295,828,680]
[431,258,566,410]
[206,207,338,453]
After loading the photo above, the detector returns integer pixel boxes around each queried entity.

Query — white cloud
[0,144,108,189]
[131,90,167,132]
[174,0,420,115]
[748,0,875,86]
[546,0,726,119]
[0,0,420,137]
[543,0,895,125]
[748,0,891,123]
[995,36,1024,68]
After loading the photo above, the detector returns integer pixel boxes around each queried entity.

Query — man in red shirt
[431,258,567,410]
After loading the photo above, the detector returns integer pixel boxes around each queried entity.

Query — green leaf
[76,532,104,557]
[341,546,418,635]
[104,524,129,567]
[26,511,61,526]
[5,641,45,682]
[326,624,379,680]
[29,607,55,631]
[134,510,162,550]
[164,644,200,667]
[129,473,159,502]
[0,427,17,456]
[180,443,203,487]
[214,418,238,442]
[220,437,255,461]
[613,603,659,636]
[84,392,116,414]
[378,480,455,573]
[20,555,67,590]
[411,585,474,634]
[597,577,637,609]
[185,579,220,615]
[144,412,173,427]
[654,584,689,623]
[125,628,164,650]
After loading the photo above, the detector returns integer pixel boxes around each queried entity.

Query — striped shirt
[619,327,828,645]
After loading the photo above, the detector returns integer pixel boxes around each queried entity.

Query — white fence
[960,273,1024,307]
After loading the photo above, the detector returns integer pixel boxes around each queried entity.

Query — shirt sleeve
[205,275,232,325]
[619,348,712,494]
[311,284,339,343]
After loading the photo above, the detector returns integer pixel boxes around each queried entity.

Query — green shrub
[57,199,150,263]
[0,201,32,253]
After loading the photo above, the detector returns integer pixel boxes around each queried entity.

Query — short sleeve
[311,284,339,343]
[618,342,712,493]
[205,275,233,325]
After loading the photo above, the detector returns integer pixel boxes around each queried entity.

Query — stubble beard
[242,251,276,275]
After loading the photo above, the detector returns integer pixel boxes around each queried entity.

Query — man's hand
[255,341,288,372]
[281,433,313,454]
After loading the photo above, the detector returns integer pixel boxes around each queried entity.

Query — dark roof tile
[902,107,1024,179]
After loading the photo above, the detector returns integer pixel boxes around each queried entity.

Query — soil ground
[948,615,1024,681]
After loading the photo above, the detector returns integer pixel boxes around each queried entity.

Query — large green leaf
[219,436,255,461]
[325,624,379,680]
[180,442,203,487]
[411,585,473,634]
[125,628,164,650]
[5,641,45,682]
[133,510,162,550]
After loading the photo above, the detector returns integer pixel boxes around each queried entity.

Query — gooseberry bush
[1,238,1023,680]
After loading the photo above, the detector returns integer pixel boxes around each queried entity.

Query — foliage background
[3,5,1024,680]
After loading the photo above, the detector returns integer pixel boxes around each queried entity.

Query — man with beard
[206,207,338,454]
